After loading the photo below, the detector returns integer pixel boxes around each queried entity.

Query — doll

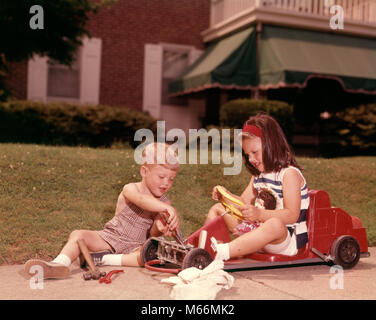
[235,187,282,235]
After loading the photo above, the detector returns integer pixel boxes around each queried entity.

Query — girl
[24,142,181,279]
[206,114,309,260]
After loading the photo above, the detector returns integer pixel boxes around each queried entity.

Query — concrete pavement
[1,247,375,300]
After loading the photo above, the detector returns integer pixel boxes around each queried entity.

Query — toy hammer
[77,239,106,280]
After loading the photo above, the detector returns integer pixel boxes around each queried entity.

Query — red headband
[242,124,262,138]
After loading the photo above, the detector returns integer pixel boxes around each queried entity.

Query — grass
[0,143,375,265]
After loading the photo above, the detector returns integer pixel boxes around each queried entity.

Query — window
[143,43,202,119]
[47,51,81,100]
[27,37,102,105]
[162,49,189,106]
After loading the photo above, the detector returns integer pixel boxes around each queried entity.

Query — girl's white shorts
[263,230,298,256]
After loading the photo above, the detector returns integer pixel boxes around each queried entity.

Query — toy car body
[142,190,369,272]
[186,189,370,270]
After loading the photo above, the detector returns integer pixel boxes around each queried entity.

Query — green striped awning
[169,25,376,95]
[168,27,257,95]
[259,25,376,94]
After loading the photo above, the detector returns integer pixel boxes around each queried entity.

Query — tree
[0,0,115,100]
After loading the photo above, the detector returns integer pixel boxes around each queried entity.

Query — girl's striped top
[253,166,310,249]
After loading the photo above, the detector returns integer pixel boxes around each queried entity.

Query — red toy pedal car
[186,189,370,270]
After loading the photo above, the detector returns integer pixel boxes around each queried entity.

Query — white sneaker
[210,237,230,261]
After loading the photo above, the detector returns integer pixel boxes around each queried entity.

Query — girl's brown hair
[241,113,301,176]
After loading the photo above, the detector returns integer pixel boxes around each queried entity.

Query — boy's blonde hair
[141,142,180,171]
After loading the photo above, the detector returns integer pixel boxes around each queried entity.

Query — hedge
[0,100,157,147]
[319,103,376,157]
[219,99,294,141]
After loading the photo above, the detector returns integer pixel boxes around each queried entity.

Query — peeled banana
[216,186,244,220]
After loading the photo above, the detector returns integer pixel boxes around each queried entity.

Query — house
[5,0,376,146]
[4,0,210,135]
[167,0,376,154]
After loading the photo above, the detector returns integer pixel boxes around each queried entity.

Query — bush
[0,69,10,102]
[319,103,376,157]
[219,99,294,141]
[0,100,157,147]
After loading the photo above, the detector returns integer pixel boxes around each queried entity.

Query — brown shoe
[24,259,70,279]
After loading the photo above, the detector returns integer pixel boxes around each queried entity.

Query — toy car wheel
[330,235,360,269]
[182,248,213,270]
[141,238,158,265]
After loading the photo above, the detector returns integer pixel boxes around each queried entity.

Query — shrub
[320,103,376,156]
[219,99,294,141]
[0,100,157,147]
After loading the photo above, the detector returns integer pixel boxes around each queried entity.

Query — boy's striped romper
[97,192,168,254]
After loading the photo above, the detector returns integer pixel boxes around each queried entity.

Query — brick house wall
[4,0,210,111]
[3,60,28,100]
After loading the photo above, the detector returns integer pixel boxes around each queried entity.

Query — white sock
[101,254,123,266]
[52,254,71,267]
[210,237,230,261]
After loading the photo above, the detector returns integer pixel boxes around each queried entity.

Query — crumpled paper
[161,260,234,300]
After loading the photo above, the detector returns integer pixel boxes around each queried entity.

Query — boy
[24,142,180,279]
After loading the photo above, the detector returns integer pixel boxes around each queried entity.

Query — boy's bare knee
[69,229,84,242]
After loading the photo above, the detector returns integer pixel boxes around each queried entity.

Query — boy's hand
[154,215,171,236]
[160,206,180,234]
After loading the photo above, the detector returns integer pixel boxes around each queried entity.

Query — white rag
[161,260,234,300]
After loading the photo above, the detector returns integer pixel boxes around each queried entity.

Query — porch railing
[210,0,376,26]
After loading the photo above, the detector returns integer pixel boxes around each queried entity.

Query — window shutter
[143,44,163,118]
[27,55,48,101]
[80,37,102,105]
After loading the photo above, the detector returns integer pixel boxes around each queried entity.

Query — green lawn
[0,143,375,265]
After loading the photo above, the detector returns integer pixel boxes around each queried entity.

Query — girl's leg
[214,217,288,259]
[205,203,239,234]
[229,217,287,257]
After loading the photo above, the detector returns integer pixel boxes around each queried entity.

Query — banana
[222,202,243,220]
[216,186,244,220]
[216,186,244,206]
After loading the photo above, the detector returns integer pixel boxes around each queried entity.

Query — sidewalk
[1,247,375,300]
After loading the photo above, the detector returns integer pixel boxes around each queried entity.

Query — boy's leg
[122,248,143,267]
[25,230,112,279]
[101,248,143,267]
[60,229,112,263]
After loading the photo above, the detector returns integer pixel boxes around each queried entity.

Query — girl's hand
[212,185,229,201]
[239,204,262,222]
[212,186,221,201]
